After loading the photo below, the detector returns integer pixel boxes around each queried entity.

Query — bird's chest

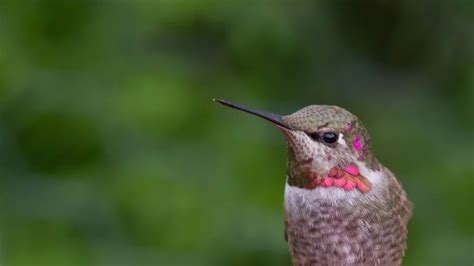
[284,185,407,266]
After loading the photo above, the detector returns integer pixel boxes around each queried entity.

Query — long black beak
[213,99,293,130]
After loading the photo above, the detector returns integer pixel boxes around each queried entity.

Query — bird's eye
[307,132,320,141]
[322,132,338,144]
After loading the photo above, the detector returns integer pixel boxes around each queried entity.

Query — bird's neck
[284,162,392,215]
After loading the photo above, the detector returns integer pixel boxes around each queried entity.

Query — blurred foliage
[0,0,473,265]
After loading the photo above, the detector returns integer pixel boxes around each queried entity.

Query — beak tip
[213,98,223,104]
[213,98,235,109]
[212,98,293,130]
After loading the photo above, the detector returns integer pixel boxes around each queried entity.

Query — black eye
[322,132,338,144]
[307,132,320,141]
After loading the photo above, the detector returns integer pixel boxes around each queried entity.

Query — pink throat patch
[306,164,371,193]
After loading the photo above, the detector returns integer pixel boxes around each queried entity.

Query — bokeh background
[0,0,473,265]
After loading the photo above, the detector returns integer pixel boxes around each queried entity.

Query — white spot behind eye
[338,133,347,146]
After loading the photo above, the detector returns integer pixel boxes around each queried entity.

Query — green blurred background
[0,0,473,265]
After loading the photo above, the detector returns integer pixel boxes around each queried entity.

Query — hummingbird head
[214,99,381,194]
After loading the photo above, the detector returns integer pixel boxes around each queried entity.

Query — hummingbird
[214,99,412,266]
